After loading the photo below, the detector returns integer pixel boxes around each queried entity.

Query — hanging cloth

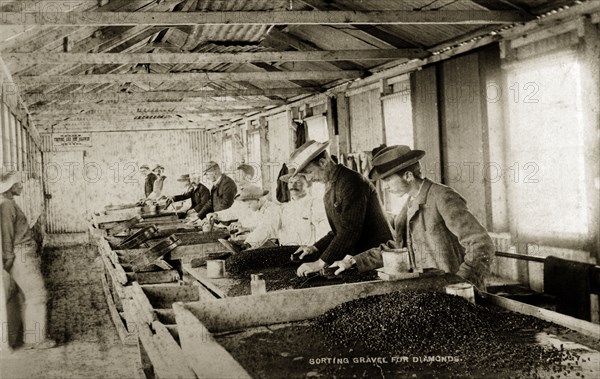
[294,121,307,148]
[276,163,290,203]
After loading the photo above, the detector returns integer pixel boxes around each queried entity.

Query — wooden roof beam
[5,49,426,65]
[262,28,362,71]
[298,0,424,48]
[0,10,531,26]
[33,112,245,122]
[37,119,217,133]
[21,88,317,103]
[15,70,364,85]
[30,100,282,113]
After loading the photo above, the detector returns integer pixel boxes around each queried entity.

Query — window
[222,137,234,169]
[383,89,413,146]
[505,51,588,237]
[305,115,329,143]
[381,85,414,213]
[248,130,261,168]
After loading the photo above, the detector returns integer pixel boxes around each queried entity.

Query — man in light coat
[208,185,278,235]
[1,171,56,350]
[245,170,330,248]
[331,145,494,288]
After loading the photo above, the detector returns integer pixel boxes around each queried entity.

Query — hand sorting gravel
[225,245,303,276]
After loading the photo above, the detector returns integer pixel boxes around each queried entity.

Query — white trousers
[8,241,49,344]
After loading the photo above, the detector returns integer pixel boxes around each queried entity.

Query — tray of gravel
[215,291,597,379]
[226,266,379,297]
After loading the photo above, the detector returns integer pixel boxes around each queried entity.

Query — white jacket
[245,195,330,247]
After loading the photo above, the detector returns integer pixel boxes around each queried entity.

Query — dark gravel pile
[227,266,378,296]
[225,245,302,276]
[312,291,582,378]
[171,231,229,245]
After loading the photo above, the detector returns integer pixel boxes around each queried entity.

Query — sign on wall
[52,133,92,147]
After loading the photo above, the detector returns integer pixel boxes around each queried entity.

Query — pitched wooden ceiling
[0,0,584,132]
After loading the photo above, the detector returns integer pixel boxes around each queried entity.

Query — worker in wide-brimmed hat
[208,185,277,236]
[166,174,210,219]
[196,161,237,220]
[289,140,393,277]
[245,168,330,248]
[330,145,494,289]
[237,163,259,187]
[1,171,56,350]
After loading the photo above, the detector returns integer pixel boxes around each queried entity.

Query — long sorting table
[90,215,600,379]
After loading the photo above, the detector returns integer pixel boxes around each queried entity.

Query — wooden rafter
[297,0,424,49]
[15,70,364,85]
[5,49,427,65]
[21,88,315,103]
[37,119,218,133]
[0,10,530,26]
[30,100,282,113]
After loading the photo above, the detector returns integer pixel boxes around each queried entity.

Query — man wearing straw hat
[1,171,56,350]
[210,184,278,236]
[331,145,494,288]
[289,140,393,277]
[245,169,330,248]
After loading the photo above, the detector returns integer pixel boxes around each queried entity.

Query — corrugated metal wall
[40,130,205,233]
[44,150,87,233]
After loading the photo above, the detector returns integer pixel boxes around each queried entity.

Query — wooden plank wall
[411,66,442,184]
[348,89,384,153]
[481,44,510,232]
[439,53,491,228]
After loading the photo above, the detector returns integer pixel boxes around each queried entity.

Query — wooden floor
[0,243,140,379]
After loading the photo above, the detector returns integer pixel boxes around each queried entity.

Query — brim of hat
[0,178,18,193]
[235,190,269,201]
[0,183,14,193]
[368,150,425,181]
[292,141,330,177]
[279,173,304,183]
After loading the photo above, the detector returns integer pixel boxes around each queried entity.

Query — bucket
[445,282,476,304]
[207,259,226,278]
[381,249,410,273]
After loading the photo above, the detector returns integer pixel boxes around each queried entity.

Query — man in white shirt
[245,170,330,248]
[207,185,278,235]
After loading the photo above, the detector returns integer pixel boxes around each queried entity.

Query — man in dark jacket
[196,161,237,220]
[140,164,157,198]
[290,140,393,276]
[167,173,210,219]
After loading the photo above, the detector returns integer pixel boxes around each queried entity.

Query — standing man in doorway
[1,171,56,350]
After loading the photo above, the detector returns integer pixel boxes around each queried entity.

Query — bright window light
[506,52,588,237]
